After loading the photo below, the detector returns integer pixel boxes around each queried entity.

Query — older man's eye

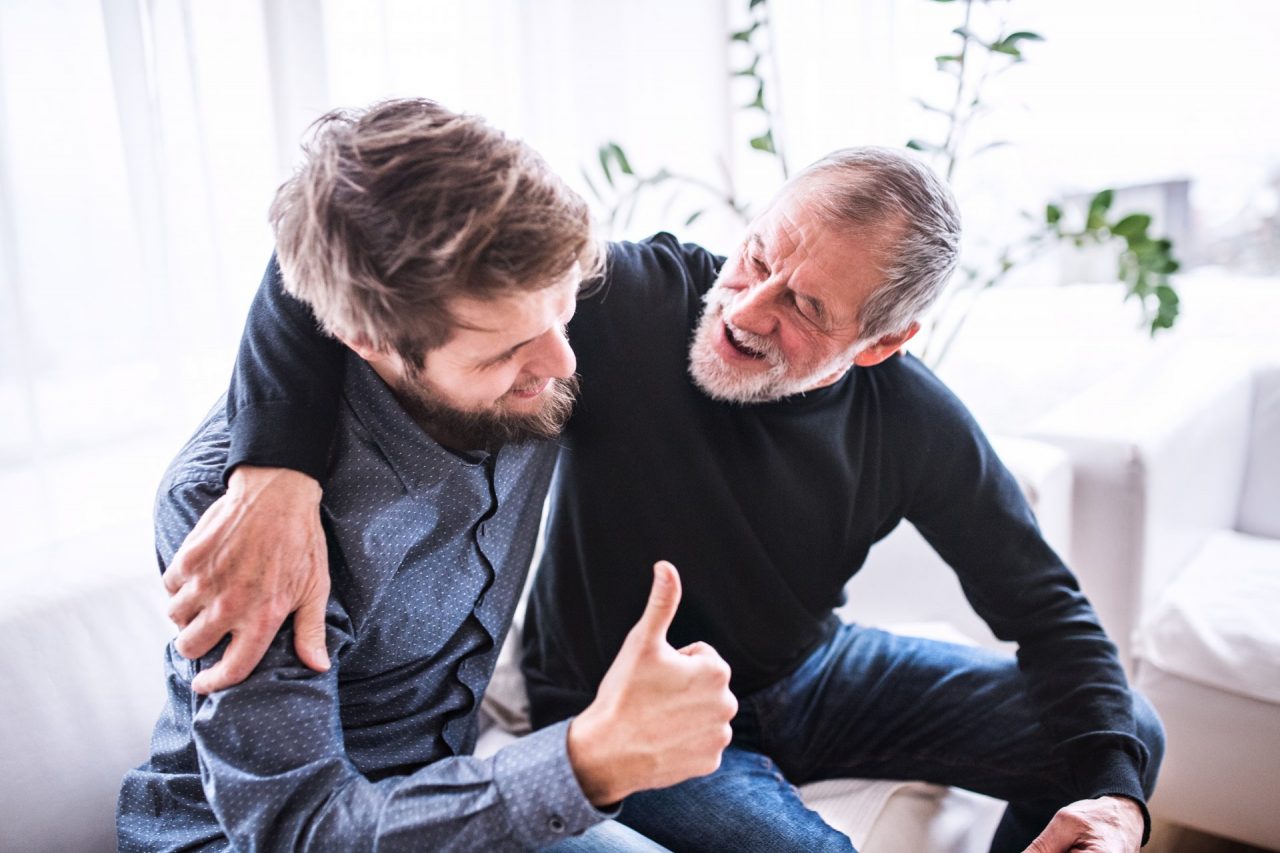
[793,294,822,323]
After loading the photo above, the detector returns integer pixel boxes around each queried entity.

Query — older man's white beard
[687,283,857,404]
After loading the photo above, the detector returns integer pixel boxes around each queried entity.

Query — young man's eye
[488,350,519,367]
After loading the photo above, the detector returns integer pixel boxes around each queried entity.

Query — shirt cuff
[225,400,334,484]
[492,719,615,849]
[1072,745,1151,845]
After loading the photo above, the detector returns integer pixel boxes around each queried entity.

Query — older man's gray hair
[798,147,961,342]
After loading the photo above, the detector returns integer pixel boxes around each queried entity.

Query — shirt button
[548,815,566,833]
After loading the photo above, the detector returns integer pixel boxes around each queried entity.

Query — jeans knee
[1132,689,1166,796]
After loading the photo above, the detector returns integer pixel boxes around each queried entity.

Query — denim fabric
[542,820,672,852]
[619,624,1164,853]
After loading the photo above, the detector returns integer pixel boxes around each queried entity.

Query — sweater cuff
[492,719,614,849]
[225,400,334,484]
[1072,746,1151,845]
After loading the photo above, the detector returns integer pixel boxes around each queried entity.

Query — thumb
[630,561,682,646]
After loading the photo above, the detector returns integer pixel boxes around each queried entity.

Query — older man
[163,146,1163,852]
[117,99,736,852]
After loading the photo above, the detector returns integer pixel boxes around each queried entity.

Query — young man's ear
[852,322,920,367]
[338,333,387,365]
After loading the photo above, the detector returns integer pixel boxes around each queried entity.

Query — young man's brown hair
[270,97,602,367]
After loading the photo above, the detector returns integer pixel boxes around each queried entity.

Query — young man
[162,146,1163,852]
[117,99,735,852]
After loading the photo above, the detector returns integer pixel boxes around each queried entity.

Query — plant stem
[941,0,974,182]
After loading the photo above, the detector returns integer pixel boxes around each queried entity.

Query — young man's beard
[391,371,580,453]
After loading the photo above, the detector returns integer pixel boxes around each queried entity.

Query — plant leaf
[746,81,766,110]
[750,130,775,154]
[608,142,633,176]
[597,145,615,188]
[906,139,944,154]
[952,26,987,48]
[1045,203,1062,225]
[1086,189,1115,229]
[1003,31,1044,44]
[1111,213,1151,240]
[685,209,704,227]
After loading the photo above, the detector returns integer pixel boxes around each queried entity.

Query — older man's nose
[727,285,778,338]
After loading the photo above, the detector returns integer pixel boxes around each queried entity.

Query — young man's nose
[528,327,576,379]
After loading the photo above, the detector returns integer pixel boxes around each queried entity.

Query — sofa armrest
[1027,343,1255,670]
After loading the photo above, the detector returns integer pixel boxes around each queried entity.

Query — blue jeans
[617,624,1164,853]
[541,819,671,852]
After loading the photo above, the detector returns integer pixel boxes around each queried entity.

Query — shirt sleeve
[225,255,348,483]
[179,599,608,852]
[156,471,609,851]
[901,367,1153,840]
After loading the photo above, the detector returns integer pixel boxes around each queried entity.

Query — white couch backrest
[1237,364,1280,540]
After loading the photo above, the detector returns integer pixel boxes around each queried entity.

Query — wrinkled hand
[1025,796,1144,853]
[568,562,738,806]
[163,465,330,694]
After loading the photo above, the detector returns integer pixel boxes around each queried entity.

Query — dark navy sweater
[226,234,1149,817]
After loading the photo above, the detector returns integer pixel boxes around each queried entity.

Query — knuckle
[202,599,226,625]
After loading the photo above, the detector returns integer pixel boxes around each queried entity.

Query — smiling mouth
[509,378,551,399]
[724,322,768,359]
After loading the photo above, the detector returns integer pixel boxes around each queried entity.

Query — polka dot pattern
[118,358,606,850]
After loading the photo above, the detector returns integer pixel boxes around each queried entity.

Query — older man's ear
[852,322,920,367]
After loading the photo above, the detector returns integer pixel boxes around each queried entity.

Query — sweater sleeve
[224,255,348,483]
[901,361,1152,839]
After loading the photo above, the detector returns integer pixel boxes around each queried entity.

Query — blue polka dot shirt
[117,355,607,851]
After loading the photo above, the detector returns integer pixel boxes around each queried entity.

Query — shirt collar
[341,353,490,493]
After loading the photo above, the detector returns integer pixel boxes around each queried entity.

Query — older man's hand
[1025,795,1145,853]
[163,465,330,694]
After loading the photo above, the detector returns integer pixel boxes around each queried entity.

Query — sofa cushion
[1135,530,1280,704]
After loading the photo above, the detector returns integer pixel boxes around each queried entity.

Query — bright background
[1,0,1278,579]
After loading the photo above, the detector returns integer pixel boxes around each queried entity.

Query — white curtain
[3,0,1273,566]
[0,0,786,564]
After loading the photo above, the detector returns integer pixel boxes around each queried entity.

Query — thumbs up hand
[567,562,738,806]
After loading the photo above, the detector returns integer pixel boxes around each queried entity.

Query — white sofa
[0,434,1076,853]
[1023,347,1280,848]
[1106,359,1277,848]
